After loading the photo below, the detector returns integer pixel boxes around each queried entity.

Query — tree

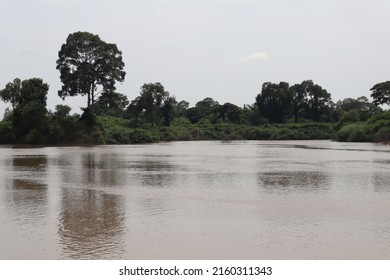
[370,81,390,106]
[290,80,333,122]
[161,96,177,126]
[219,102,241,123]
[0,78,22,110]
[240,103,261,125]
[336,96,382,122]
[297,80,332,122]
[290,81,310,123]
[46,105,78,143]
[255,82,292,123]
[56,31,126,110]
[176,100,189,118]
[94,91,129,117]
[128,82,172,126]
[0,78,49,143]
[187,97,220,124]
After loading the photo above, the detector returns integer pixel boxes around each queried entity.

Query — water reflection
[57,152,127,188]
[6,156,48,223]
[258,171,330,193]
[58,188,126,259]
[57,152,127,259]
[373,173,390,192]
[12,156,47,170]
[1,141,390,259]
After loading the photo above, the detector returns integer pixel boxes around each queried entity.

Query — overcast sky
[1,0,390,116]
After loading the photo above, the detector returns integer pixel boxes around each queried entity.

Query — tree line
[1,31,389,144]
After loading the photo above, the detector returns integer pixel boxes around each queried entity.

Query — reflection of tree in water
[258,171,330,193]
[57,152,177,258]
[59,153,128,188]
[12,156,47,170]
[58,188,126,259]
[6,156,48,222]
[373,173,390,192]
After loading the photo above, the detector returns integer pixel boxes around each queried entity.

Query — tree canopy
[56,31,126,109]
[0,78,49,143]
[256,82,292,123]
[0,78,22,109]
[127,82,175,126]
[370,81,390,106]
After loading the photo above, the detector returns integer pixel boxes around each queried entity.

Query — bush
[373,126,390,143]
[128,129,159,144]
[337,123,372,142]
[244,127,274,140]
[0,121,15,144]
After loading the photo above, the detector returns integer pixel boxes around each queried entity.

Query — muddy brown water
[1,140,389,259]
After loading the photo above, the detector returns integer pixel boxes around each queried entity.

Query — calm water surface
[0,140,390,259]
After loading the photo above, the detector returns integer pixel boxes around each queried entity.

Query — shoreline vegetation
[1,31,389,146]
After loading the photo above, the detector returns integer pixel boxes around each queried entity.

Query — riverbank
[90,116,337,144]
[1,111,390,145]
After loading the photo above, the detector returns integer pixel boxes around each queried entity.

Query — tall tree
[255,82,292,123]
[305,81,332,122]
[290,80,332,122]
[56,31,126,110]
[161,96,177,126]
[370,81,390,106]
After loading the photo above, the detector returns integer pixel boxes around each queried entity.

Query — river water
[0,140,389,259]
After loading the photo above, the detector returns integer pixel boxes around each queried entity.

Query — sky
[0,0,390,116]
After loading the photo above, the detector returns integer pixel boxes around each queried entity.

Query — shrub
[128,129,159,144]
[337,123,371,142]
[0,121,15,144]
[373,126,390,143]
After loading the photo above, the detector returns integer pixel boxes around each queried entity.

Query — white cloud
[240,52,269,62]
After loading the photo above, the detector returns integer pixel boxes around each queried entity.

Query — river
[0,140,389,259]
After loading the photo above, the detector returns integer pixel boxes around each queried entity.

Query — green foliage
[0,78,21,109]
[0,121,15,143]
[367,111,390,143]
[256,82,292,123]
[46,105,81,143]
[0,78,49,143]
[370,81,390,106]
[240,104,261,125]
[128,129,159,144]
[303,81,332,122]
[98,115,131,144]
[13,100,48,143]
[336,96,382,122]
[336,109,360,130]
[333,110,390,143]
[337,123,372,142]
[373,126,390,143]
[186,97,221,124]
[126,82,175,126]
[94,92,129,117]
[219,103,241,124]
[1,34,388,146]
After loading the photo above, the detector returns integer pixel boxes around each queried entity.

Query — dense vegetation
[1,31,389,145]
